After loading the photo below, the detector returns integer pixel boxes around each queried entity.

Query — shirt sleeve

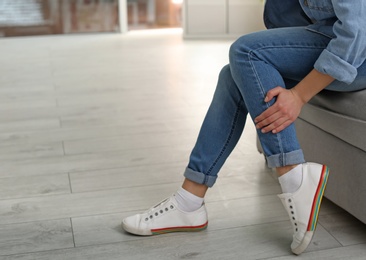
[314,0,366,84]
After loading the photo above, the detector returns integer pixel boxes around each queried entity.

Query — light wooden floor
[0,29,365,260]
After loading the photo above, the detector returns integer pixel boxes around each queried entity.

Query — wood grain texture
[0,219,74,256]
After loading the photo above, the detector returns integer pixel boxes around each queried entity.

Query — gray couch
[258,89,366,224]
[296,89,366,224]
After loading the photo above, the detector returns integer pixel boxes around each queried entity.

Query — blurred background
[0,0,182,37]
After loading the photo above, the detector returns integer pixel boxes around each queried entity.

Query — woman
[122,0,366,255]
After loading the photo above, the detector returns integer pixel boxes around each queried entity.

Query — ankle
[278,164,303,193]
[182,178,208,198]
[277,164,300,176]
[175,187,204,212]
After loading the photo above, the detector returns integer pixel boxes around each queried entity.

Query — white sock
[174,187,204,212]
[278,164,303,193]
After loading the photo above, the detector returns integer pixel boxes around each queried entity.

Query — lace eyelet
[150,215,153,219]
[155,213,158,216]
[145,218,149,221]
[160,210,163,214]
[170,205,174,209]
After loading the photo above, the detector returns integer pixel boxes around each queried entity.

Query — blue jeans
[184,27,366,187]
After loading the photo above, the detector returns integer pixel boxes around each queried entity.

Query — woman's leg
[123,28,332,251]
[183,64,248,192]
[181,27,333,255]
[122,64,248,235]
[182,27,332,197]
[228,27,331,168]
[225,27,335,255]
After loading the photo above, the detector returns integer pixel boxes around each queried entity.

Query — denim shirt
[264,0,366,84]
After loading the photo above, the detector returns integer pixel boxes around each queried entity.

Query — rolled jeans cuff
[266,149,305,168]
[183,167,217,188]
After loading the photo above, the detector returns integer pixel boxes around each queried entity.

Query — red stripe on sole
[307,165,329,231]
[151,221,208,235]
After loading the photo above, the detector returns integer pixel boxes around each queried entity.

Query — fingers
[255,110,281,130]
[264,86,283,102]
[256,105,295,133]
[255,86,301,134]
[255,87,284,123]
[254,105,276,124]
[260,117,292,134]
[256,109,287,133]
[272,119,293,133]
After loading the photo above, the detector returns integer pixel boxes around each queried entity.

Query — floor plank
[0,173,70,200]
[0,145,191,178]
[318,212,366,246]
[0,118,60,133]
[0,219,74,256]
[0,141,64,161]
[63,131,199,155]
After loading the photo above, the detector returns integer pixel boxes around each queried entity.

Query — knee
[229,34,259,64]
[218,64,231,80]
[229,40,239,64]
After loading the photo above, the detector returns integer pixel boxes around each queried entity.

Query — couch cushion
[308,89,366,121]
[299,104,366,152]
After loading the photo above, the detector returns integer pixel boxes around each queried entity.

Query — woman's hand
[254,69,334,134]
[254,87,305,134]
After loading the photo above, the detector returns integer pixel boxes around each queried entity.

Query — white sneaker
[278,163,330,255]
[122,194,208,236]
